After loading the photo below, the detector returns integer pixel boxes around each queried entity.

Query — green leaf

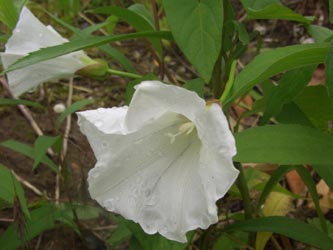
[33,136,61,169]
[225,216,333,250]
[47,11,137,73]
[260,66,315,124]
[0,204,76,250]
[307,25,333,43]
[325,40,333,97]
[275,102,313,127]
[224,43,329,107]
[183,78,204,98]
[0,164,29,217]
[234,125,333,165]
[312,165,333,191]
[308,217,333,239]
[56,99,93,129]
[163,0,223,82]
[0,98,43,108]
[257,165,296,211]
[295,166,327,233]
[0,140,58,173]
[107,222,132,246]
[246,4,312,24]
[213,232,248,250]
[294,86,333,131]
[1,31,172,74]
[128,4,155,29]
[0,0,25,29]
[89,6,162,55]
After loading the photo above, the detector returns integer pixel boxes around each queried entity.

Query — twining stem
[107,68,142,79]
[234,162,252,220]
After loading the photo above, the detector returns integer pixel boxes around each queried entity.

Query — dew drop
[104,198,115,210]
[146,196,157,206]
[94,120,103,127]
[144,189,152,197]
[90,171,100,179]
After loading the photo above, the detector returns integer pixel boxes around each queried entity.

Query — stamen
[165,122,195,144]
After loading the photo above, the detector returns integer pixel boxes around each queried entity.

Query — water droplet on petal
[90,171,100,179]
[146,196,157,206]
[15,29,20,33]
[145,189,152,197]
[94,120,103,127]
[104,198,115,210]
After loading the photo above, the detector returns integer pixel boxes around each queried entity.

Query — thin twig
[11,170,49,199]
[0,218,14,222]
[55,78,74,204]
[0,77,55,157]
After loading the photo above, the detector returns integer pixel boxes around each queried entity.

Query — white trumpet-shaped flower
[77,81,239,242]
[1,7,94,97]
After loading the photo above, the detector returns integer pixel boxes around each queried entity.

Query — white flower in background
[1,7,95,97]
[77,81,239,242]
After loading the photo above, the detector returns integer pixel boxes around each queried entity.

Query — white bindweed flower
[1,7,95,97]
[77,81,239,242]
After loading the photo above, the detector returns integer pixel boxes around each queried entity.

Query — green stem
[107,68,142,79]
[234,162,252,220]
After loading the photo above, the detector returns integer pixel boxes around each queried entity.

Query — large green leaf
[234,125,333,165]
[163,0,223,82]
[294,86,333,131]
[225,216,333,250]
[260,66,315,124]
[224,43,329,107]
[90,6,162,55]
[1,31,172,74]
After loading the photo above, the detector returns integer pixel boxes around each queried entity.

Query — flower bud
[76,59,109,80]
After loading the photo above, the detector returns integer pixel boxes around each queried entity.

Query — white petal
[1,7,91,97]
[77,107,128,158]
[77,81,239,242]
[5,7,66,54]
[1,52,87,97]
[125,81,206,130]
